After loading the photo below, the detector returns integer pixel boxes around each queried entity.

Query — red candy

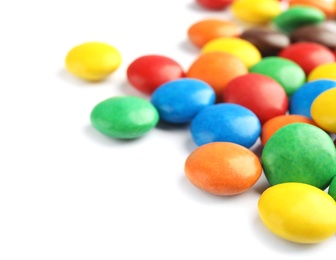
[279,42,335,75]
[196,0,234,9]
[126,55,185,94]
[223,73,289,124]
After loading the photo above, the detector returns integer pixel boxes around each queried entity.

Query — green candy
[90,96,159,139]
[261,123,336,190]
[249,57,306,96]
[273,6,325,34]
[328,176,336,201]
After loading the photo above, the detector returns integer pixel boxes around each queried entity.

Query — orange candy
[184,142,262,196]
[187,19,240,48]
[261,114,317,146]
[186,52,248,98]
[289,0,336,18]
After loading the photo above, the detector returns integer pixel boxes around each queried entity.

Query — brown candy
[290,22,336,49]
[240,27,291,57]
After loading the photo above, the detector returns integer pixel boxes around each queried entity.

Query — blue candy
[289,79,336,118]
[190,103,261,147]
[150,78,215,123]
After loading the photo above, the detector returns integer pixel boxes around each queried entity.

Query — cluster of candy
[64,0,336,245]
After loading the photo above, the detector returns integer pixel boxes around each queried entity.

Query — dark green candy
[273,6,326,34]
[328,176,336,201]
[261,123,336,190]
[90,96,159,139]
[249,57,306,96]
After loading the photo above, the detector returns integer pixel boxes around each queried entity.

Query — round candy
[240,27,290,57]
[222,73,288,124]
[290,23,336,49]
[328,176,336,201]
[258,182,336,244]
[190,103,261,148]
[289,0,336,18]
[308,62,336,82]
[311,87,336,133]
[150,78,216,124]
[186,52,248,98]
[261,114,316,146]
[231,0,282,25]
[249,57,306,96]
[65,42,122,81]
[196,0,234,9]
[184,142,262,196]
[289,79,336,118]
[90,96,159,139]
[126,55,185,94]
[187,19,240,48]
[279,42,335,75]
[261,123,336,190]
[273,6,326,34]
[201,37,262,68]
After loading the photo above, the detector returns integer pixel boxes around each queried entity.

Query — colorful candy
[150,78,215,124]
[273,6,326,34]
[240,27,290,57]
[328,176,336,201]
[311,87,336,133]
[90,96,159,139]
[126,55,185,94]
[201,37,262,68]
[258,182,336,244]
[65,42,122,81]
[279,42,335,75]
[249,57,306,96]
[223,73,288,124]
[289,79,336,118]
[190,103,261,147]
[184,142,262,195]
[261,123,336,190]
[186,52,247,98]
[308,62,336,81]
[196,0,234,10]
[289,0,336,18]
[187,19,240,48]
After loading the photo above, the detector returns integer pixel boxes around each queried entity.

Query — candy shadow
[57,68,103,87]
[117,80,149,99]
[178,40,200,56]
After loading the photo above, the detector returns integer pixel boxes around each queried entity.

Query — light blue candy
[190,103,261,148]
[289,79,336,118]
[150,78,216,123]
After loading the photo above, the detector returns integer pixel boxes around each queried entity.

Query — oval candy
[308,62,336,82]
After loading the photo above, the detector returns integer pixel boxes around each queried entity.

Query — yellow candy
[231,0,282,25]
[65,42,122,81]
[308,62,336,82]
[311,87,336,133]
[201,37,262,68]
[258,182,336,244]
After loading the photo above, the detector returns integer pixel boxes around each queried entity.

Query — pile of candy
[64,0,336,245]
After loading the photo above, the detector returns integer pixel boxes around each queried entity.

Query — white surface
[0,1,335,259]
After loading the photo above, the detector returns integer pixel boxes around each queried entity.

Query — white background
[0,1,335,259]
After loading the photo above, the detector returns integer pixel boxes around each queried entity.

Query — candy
[258,182,336,244]
[240,27,290,57]
[187,19,240,48]
[260,114,316,146]
[249,57,306,96]
[126,55,185,94]
[289,79,336,118]
[184,142,262,196]
[231,0,282,25]
[150,78,216,124]
[90,96,159,139]
[261,123,336,190]
[222,73,288,124]
[290,23,336,49]
[308,62,336,81]
[65,42,122,81]
[201,37,262,68]
[328,176,336,201]
[186,52,247,98]
[289,0,336,18]
[311,87,336,133]
[196,0,234,10]
[190,103,261,147]
[279,42,335,75]
[273,6,326,34]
